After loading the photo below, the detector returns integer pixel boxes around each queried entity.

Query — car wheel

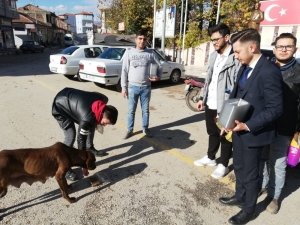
[115,80,122,92]
[64,75,75,79]
[169,69,181,84]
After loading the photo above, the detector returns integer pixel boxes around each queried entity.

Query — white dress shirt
[206,45,232,110]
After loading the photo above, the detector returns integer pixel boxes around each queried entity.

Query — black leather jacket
[277,61,300,136]
[52,88,108,150]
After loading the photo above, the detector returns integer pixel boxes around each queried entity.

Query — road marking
[34,78,235,190]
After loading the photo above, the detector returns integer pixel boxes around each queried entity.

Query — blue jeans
[127,84,151,131]
[259,135,292,199]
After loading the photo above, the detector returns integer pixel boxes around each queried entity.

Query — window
[60,46,79,55]
[99,48,126,61]
[9,0,17,9]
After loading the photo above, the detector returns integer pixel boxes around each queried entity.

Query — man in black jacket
[259,33,300,214]
[52,88,118,181]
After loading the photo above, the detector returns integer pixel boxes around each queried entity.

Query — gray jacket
[200,49,241,113]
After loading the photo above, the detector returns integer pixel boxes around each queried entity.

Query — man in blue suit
[219,29,283,224]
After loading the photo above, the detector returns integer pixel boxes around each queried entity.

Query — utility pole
[182,0,188,65]
[216,0,221,24]
[178,0,184,63]
[152,0,157,49]
[161,0,167,56]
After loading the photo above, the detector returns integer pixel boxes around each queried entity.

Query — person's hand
[293,132,299,142]
[232,120,248,132]
[149,76,160,82]
[197,100,204,111]
[122,90,128,98]
[82,168,89,176]
[220,127,228,136]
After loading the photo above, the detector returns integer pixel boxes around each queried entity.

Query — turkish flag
[260,0,300,26]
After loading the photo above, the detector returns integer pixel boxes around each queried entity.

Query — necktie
[239,67,252,85]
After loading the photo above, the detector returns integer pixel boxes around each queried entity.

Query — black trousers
[205,106,232,167]
[232,132,262,214]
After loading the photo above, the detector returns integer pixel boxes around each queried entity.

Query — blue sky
[17,0,102,21]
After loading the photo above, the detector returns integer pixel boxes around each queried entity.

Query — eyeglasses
[275,45,295,51]
[210,37,224,43]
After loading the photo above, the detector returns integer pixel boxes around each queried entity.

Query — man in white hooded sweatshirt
[121,30,162,139]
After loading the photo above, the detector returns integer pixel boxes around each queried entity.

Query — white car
[49,45,110,80]
[260,46,300,62]
[78,46,186,91]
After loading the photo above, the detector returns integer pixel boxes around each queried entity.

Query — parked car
[20,41,44,53]
[49,45,110,80]
[64,34,74,47]
[260,46,300,63]
[78,46,186,92]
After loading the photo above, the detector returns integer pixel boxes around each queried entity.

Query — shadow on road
[0,163,146,220]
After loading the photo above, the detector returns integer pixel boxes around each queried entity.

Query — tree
[98,0,154,34]
[219,0,257,32]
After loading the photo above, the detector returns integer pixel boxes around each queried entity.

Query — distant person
[248,2,264,31]
[121,30,162,139]
[259,33,300,214]
[194,23,240,179]
[219,29,282,225]
[52,88,118,181]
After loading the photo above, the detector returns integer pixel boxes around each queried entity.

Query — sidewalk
[183,65,207,79]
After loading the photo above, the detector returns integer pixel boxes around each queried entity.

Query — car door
[153,50,170,79]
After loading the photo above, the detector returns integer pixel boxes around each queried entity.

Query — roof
[12,12,50,27]
[76,11,93,15]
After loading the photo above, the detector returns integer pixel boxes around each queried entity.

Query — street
[0,49,300,225]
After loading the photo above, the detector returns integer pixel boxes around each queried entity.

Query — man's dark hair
[136,30,148,37]
[208,23,230,37]
[230,28,261,48]
[104,105,118,125]
[274,33,297,46]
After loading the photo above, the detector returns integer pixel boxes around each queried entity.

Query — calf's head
[86,151,96,170]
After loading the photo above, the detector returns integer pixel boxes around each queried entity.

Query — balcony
[82,23,93,27]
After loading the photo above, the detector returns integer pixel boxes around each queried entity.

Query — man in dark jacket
[259,33,300,214]
[52,88,118,181]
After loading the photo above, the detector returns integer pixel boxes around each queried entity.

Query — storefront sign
[25,24,35,29]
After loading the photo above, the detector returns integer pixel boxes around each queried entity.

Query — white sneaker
[211,164,229,179]
[194,155,217,167]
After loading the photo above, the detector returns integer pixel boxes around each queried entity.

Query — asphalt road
[0,49,299,225]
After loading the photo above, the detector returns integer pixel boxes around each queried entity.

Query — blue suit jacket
[230,55,283,147]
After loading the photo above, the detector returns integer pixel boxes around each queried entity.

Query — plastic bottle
[287,138,300,167]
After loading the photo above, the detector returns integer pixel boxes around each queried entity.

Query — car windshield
[60,46,79,55]
[65,37,72,41]
[98,48,126,60]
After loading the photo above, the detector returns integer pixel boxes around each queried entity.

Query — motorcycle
[184,77,205,112]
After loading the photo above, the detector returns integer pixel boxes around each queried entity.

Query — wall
[174,25,300,67]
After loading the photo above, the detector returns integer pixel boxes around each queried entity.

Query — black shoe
[87,147,108,157]
[219,196,243,207]
[65,169,77,181]
[229,210,256,225]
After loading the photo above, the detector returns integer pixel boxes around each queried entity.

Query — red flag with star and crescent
[260,0,300,26]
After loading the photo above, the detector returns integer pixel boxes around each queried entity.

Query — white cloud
[39,5,68,15]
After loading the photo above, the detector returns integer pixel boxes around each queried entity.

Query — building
[16,4,70,47]
[63,11,94,34]
[0,0,19,54]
